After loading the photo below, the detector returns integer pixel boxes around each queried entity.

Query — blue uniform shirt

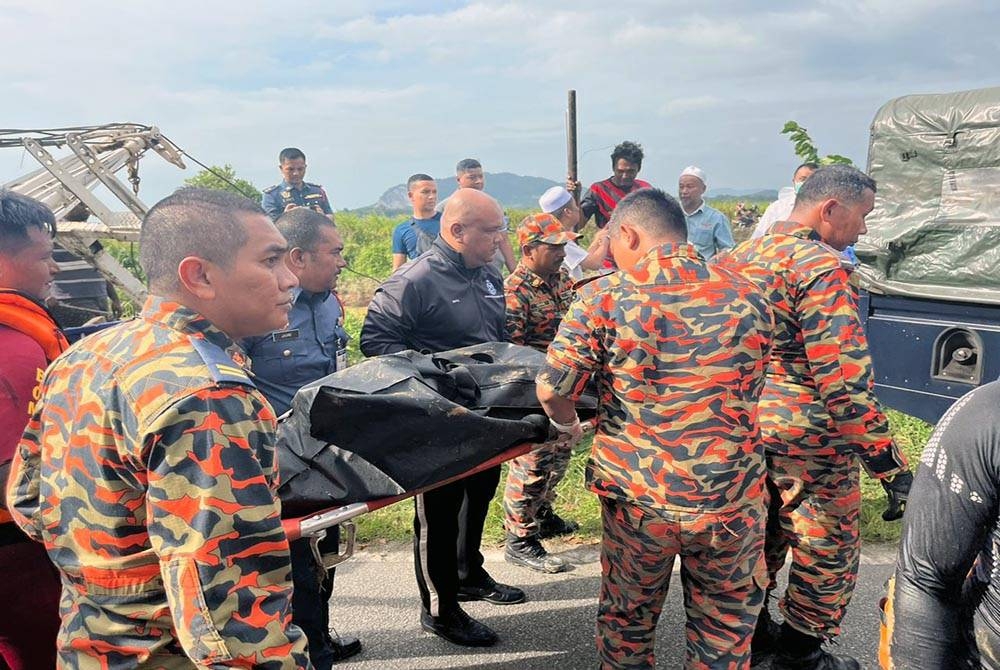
[261,181,333,220]
[391,213,442,260]
[684,202,735,260]
[243,287,349,416]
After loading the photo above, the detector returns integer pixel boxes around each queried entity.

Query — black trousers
[289,527,340,670]
[413,464,502,616]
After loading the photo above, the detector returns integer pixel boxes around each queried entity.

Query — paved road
[326,540,897,669]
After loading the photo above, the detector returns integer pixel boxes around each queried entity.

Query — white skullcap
[679,166,707,186]
[538,186,572,213]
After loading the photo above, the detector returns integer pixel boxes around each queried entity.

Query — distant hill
[707,188,778,201]
[359,172,561,215]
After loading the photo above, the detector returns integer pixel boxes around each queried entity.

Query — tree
[781,121,853,166]
[183,164,262,202]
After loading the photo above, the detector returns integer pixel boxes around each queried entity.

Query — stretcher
[282,419,595,572]
[281,440,538,571]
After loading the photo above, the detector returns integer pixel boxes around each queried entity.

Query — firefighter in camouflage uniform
[721,165,913,670]
[536,188,774,670]
[502,213,579,574]
[5,188,312,669]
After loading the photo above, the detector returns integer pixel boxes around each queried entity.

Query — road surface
[326,539,896,669]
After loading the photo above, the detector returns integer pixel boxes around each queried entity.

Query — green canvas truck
[856,86,1000,423]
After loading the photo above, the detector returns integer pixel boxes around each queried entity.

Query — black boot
[505,534,567,573]
[750,606,781,667]
[772,623,860,670]
[420,606,498,647]
[537,506,580,539]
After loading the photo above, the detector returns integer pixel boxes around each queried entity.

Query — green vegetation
[781,121,854,166]
[183,164,262,202]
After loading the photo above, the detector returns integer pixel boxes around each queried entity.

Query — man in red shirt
[573,141,652,229]
[0,190,66,670]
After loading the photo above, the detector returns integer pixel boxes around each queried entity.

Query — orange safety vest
[0,289,69,363]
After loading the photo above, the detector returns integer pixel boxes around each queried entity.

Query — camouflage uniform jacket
[538,243,774,512]
[504,263,575,351]
[722,220,903,469]
[5,296,311,669]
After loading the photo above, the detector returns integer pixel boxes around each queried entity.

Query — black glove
[881,471,913,521]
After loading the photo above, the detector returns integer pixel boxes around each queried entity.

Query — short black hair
[611,141,644,169]
[279,147,306,163]
[140,187,264,292]
[407,173,435,189]
[608,188,686,241]
[795,164,876,208]
[795,162,819,174]
[0,190,56,255]
[275,207,336,252]
[456,158,481,174]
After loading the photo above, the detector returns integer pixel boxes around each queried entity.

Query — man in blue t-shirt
[391,173,441,270]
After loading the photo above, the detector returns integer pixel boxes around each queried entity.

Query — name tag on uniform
[271,329,300,342]
[336,345,348,371]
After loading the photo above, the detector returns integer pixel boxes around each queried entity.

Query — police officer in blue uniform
[242,207,359,667]
[262,147,334,221]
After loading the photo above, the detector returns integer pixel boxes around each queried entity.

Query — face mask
[793,181,805,194]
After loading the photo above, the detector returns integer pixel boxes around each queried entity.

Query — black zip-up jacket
[361,238,507,356]
[889,381,1000,669]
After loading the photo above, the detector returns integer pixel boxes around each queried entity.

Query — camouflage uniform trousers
[502,440,572,537]
[764,452,861,639]
[597,496,767,670]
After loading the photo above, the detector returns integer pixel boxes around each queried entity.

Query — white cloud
[1,1,998,207]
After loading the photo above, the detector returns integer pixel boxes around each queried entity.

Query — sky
[1,1,998,209]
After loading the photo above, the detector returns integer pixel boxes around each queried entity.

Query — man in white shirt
[538,186,609,280]
[752,163,818,239]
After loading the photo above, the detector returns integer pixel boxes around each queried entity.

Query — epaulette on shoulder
[263,184,280,194]
[190,336,256,388]
[305,182,323,189]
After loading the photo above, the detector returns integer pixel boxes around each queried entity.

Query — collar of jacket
[432,237,487,277]
[0,288,68,362]
[140,295,241,355]
[770,219,824,243]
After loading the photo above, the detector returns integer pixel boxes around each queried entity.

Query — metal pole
[567,90,579,203]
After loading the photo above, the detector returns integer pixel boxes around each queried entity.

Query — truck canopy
[856,87,1000,305]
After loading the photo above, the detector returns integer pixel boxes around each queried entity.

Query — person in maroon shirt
[0,189,65,670]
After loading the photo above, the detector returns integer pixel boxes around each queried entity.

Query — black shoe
[329,635,362,663]
[505,534,567,574]
[457,578,526,605]
[750,609,781,667]
[537,509,580,539]
[420,606,498,647]
[772,648,861,670]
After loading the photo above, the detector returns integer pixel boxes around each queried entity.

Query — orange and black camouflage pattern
[5,297,311,670]
[598,497,767,669]
[503,440,573,538]
[504,261,576,537]
[720,220,903,639]
[538,242,774,512]
[765,453,860,639]
[720,220,905,470]
[504,263,575,352]
[537,242,773,668]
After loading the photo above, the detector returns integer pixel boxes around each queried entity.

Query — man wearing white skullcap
[538,186,610,280]
[678,166,735,260]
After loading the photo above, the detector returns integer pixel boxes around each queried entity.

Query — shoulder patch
[305,182,323,189]
[263,184,280,194]
[190,336,256,387]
